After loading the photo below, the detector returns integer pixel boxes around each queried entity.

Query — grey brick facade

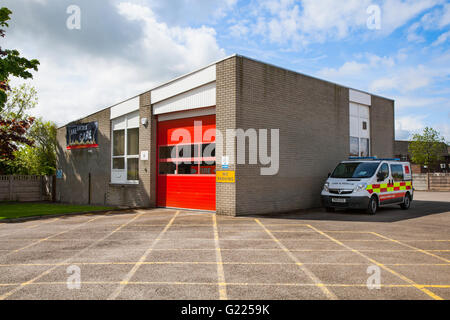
[56,54,394,214]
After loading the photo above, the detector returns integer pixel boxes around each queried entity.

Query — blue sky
[3,0,450,141]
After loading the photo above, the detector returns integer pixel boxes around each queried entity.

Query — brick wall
[56,93,153,207]
[371,95,395,158]
[231,56,351,215]
[217,56,394,216]
[216,57,237,216]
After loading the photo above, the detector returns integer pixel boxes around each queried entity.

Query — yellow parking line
[1,280,448,289]
[213,214,227,300]
[0,211,145,301]
[306,224,444,300]
[107,211,180,300]
[1,261,448,267]
[0,217,62,238]
[0,214,108,257]
[255,219,337,300]
[370,232,450,263]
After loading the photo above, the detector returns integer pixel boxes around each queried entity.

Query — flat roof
[59,53,394,128]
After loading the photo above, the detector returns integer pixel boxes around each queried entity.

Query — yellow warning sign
[216,171,235,183]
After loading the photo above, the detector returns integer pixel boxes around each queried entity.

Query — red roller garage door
[157,114,216,210]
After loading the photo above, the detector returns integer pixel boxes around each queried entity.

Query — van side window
[390,164,404,181]
[378,163,389,180]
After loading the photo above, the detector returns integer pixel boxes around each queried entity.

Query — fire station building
[56,54,395,216]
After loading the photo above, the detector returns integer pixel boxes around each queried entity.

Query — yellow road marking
[1,261,448,267]
[0,215,109,257]
[370,232,450,263]
[0,211,145,300]
[306,224,444,300]
[107,211,180,300]
[213,214,227,300]
[0,217,62,238]
[255,219,337,300]
[0,281,448,288]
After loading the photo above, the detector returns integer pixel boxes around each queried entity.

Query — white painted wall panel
[153,82,216,115]
[110,96,140,120]
[350,116,359,137]
[158,107,216,122]
[151,65,216,104]
[349,89,371,106]
[112,116,126,130]
[126,111,140,128]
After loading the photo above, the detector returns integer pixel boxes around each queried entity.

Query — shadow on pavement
[249,200,450,223]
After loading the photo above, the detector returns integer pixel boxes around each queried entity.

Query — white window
[111,111,139,184]
[350,102,370,157]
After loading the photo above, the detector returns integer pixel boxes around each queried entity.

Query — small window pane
[159,146,176,159]
[391,164,404,181]
[202,143,216,158]
[179,144,199,158]
[127,158,139,181]
[350,136,359,156]
[113,158,124,169]
[159,162,176,174]
[200,161,216,174]
[362,121,367,130]
[113,130,125,156]
[379,163,389,180]
[127,128,139,155]
[178,163,199,174]
[360,138,369,157]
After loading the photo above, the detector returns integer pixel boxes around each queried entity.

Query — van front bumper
[321,195,370,209]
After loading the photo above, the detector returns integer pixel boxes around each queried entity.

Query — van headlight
[323,182,329,192]
[354,183,367,192]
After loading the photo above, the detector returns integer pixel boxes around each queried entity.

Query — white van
[321,157,413,215]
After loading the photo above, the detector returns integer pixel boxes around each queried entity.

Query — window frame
[111,112,140,184]
[158,142,216,176]
[349,103,371,157]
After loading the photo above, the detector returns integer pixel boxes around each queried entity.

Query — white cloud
[396,96,445,109]
[395,115,427,139]
[6,1,226,126]
[369,65,435,93]
[432,30,450,46]
[235,0,442,47]
[316,53,395,83]
[317,61,368,78]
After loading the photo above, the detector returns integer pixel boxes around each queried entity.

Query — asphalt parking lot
[0,191,449,300]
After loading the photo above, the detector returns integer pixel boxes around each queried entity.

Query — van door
[374,162,392,205]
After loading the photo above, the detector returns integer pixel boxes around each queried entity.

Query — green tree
[12,119,57,175]
[0,7,39,110]
[1,82,38,119]
[409,127,447,172]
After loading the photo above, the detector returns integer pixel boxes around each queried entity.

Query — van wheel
[367,196,378,215]
[325,207,335,212]
[400,194,411,210]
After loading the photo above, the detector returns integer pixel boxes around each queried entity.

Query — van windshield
[331,162,380,179]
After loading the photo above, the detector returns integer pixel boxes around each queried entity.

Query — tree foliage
[0,7,39,110]
[409,127,447,170]
[0,7,41,174]
[10,119,57,175]
[1,82,38,119]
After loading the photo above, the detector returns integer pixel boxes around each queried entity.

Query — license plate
[332,198,346,203]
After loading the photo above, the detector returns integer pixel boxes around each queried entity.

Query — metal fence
[0,175,53,202]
